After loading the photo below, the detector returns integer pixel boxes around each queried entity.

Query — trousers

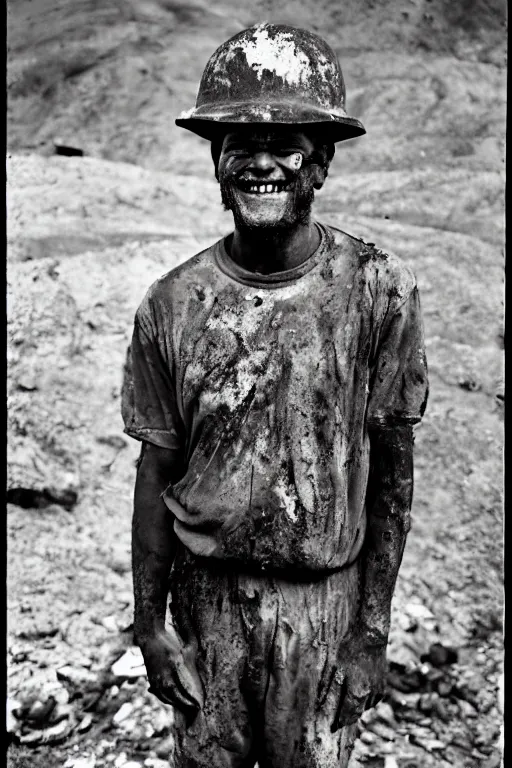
[168,546,361,768]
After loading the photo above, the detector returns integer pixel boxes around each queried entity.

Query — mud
[7,1,504,766]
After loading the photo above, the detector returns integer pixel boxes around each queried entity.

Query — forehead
[221,127,317,151]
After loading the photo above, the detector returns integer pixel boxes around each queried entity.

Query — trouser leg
[168,549,256,768]
[168,548,362,768]
[255,561,362,768]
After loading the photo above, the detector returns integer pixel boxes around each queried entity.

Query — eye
[274,148,304,157]
[224,146,250,156]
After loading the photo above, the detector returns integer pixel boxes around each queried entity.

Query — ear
[309,142,335,189]
[311,163,328,190]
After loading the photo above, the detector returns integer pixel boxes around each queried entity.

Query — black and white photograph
[6,1,505,767]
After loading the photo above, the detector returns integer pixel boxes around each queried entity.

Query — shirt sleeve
[367,286,429,427]
[121,304,183,451]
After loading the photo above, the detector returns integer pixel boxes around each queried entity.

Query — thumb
[332,677,370,732]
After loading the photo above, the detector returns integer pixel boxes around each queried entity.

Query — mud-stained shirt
[122,223,428,572]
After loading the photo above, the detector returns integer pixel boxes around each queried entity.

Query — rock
[458,376,481,391]
[367,721,396,741]
[77,713,94,733]
[457,697,479,718]
[498,672,505,714]
[374,702,396,727]
[387,664,424,693]
[6,698,22,733]
[450,732,474,752]
[48,702,74,724]
[155,734,175,758]
[421,642,458,667]
[19,715,76,745]
[57,664,99,687]
[359,730,377,744]
[102,615,121,632]
[436,679,453,697]
[23,696,58,725]
[481,753,502,768]
[404,603,437,632]
[63,757,97,768]
[388,690,421,710]
[409,734,446,752]
[384,758,399,768]
[96,435,127,450]
[360,708,377,725]
[452,682,480,708]
[54,141,84,157]
[17,374,38,391]
[111,647,147,680]
[13,679,70,725]
[113,702,134,725]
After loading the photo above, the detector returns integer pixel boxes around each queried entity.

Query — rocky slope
[7,1,505,766]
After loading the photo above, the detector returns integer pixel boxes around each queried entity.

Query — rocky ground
[7,1,505,766]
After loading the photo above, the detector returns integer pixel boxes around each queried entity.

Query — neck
[228,218,320,274]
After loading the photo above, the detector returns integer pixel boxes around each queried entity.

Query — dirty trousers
[168,547,361,768]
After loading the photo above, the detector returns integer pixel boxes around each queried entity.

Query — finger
[370,691,385,709]
[332,691,369,731]
[365,693,379,711]
[148,683,198,714]
[172,657,204,710]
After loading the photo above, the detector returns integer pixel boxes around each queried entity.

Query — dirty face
[217,128,329,232]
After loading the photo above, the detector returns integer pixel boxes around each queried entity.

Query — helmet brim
[175,101,366,143]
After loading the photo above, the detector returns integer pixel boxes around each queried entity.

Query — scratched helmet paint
[175,23,366,143]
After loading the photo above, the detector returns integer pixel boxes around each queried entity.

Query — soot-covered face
[217,128,330,232]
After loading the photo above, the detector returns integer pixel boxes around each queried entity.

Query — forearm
[132,443,181,644]
[356,424,414,644]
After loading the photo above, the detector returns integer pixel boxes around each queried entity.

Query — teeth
[243,183,288,194]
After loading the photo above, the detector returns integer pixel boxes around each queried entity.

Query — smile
[236,180,293,194]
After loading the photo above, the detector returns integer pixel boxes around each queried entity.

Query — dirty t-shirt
[122,224,428,573]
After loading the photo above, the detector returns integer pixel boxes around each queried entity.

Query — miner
[122,23,429,768]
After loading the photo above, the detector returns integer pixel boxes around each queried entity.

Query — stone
[423,642,458,667]
[63,757,97,768]
[111,647,147,680]
[57,664,99,687]
[367,721,396,741]
[359,730,377,744]
[155,735,174,758]
[77,713,94,733]
[6,698,22,733]
[436,679,453,697]
[113,702,134,724]
[102,615,120,632]
[375,701,396,727]
[19,715,76,745]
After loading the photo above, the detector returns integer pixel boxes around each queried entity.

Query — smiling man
[122,23,429,768]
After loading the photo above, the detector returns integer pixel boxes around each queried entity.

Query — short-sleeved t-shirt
[122,223,428,573]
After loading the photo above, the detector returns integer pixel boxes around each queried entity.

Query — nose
[250,151,276,174]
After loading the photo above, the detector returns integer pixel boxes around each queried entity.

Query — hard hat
[176,23,365,143]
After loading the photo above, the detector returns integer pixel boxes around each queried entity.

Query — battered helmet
[176,23,365,143]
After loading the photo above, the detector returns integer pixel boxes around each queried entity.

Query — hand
[139,627,204,719]
[331,633,388,732]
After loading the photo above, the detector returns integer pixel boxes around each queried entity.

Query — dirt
[7,0,505,766]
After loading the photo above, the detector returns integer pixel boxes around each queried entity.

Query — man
[122,23,429,768]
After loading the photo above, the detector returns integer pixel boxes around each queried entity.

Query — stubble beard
[219,168,316,236]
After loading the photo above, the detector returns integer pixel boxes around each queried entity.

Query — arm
[357,422,414,643]
[132,441,179,643]
[133,442,203,714]
[332,424,414,729]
